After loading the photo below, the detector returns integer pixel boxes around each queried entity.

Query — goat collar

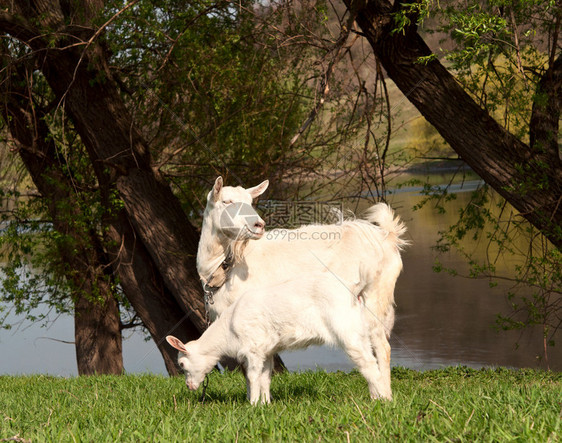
[200,252,233,295]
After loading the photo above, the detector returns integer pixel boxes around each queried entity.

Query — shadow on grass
[271,375,326,402]
[172,371,329,405]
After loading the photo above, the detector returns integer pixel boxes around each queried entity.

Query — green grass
[0,367,560,442]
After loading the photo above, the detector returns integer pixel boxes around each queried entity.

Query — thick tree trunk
[0,0,207,333]
[2,73,205,375]
[0,67,124,375]
[105,211,200,375]
[74,286,123,375]
[0,0,287,374]
[346,0,562,248]
[0,49,204,375]
[33,33,208,335]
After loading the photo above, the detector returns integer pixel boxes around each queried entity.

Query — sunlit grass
[1,367,560,441]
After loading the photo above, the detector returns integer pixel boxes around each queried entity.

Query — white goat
[196,177,408,399]
[167,272,383,404]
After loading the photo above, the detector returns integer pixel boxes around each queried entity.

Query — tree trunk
[0,46,202,375]
[105,211,201,375]
[0,0,286,374]
[346,0,562,248]
[74,285,123,375]
[0,0,207,333]
[36,21,208,334]
[0,61,124,375]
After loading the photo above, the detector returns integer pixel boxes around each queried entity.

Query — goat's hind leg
[368,306,394,400]
[369,327,392,400]
[361,294,394,400]
[350,347,389,400]
[340,329,391,401]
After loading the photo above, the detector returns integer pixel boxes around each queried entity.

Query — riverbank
[1,367,560,441]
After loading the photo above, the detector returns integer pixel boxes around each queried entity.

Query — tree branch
[529,53,562,165]
[345,0,562,248]
[289,8,358,147]
[0,11,40,44]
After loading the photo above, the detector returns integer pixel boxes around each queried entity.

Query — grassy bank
[1,367,560,442]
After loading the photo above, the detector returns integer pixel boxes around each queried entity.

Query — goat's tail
[363,203,409,250]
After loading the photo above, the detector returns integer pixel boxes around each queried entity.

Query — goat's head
[204,176,269,241]
[166,335,212,391]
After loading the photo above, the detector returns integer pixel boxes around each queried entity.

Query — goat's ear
[212,176,223,202]
[166,335,188,354]
[247,180,269,200]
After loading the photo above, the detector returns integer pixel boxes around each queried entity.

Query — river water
[0,179,560,375]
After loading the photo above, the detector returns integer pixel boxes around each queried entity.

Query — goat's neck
[196,217,230,282]
[195,314,238,361]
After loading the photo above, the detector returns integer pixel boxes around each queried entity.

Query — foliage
[0,197,71,327]
[395,1,558,135]
[105,0,403,206]
[0,147,103,329]
[105,0,319,204]
[0,368,560,441]
[402,0,561,359]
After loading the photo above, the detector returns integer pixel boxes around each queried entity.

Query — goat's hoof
[371,392,392,401]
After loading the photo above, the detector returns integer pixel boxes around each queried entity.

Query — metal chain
[203,285,214,329]
[200,287,213,403]
[198,253,233,404]
[199,375,209,403]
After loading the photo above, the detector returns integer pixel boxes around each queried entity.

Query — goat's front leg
[238,361,251,402]
[243,353,265,405]
[258,356,274,404]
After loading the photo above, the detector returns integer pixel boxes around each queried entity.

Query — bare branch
[289,10,358,147]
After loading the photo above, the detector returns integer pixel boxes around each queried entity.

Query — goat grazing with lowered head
[194,176,408,400]
[167,271,385,404]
